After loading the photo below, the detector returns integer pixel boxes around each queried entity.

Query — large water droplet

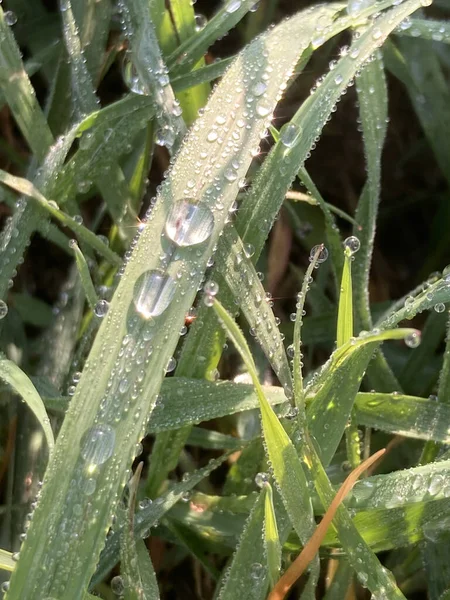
[165,200,214,247]
[80,424,115,467]
[405,331,421,348]
[280,122,302,148]
[122,53,146,95]
[309,244,328,264]
[133,270,176,318]
[343,236,360,255]
[226,0,242,12]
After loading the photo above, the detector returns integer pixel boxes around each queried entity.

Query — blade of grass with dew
[215,225,292,394]
[399,309,447,395]
[167,0,263,76]
[0,357,54,454]
[8,14,331,597]
[395,18,450,46]
[186,427,246,451]
[70,241,99,311]
[353,50,402,393]
[216,489,268,600]
[337,246,354,348]
[157,0,209,125]
[171,57,235,93]
[285,189,359,229]
[224,439,266,495]
[264,482,281,590]
[306,327,419,465]
[212,298,320,591]
[121,464,160,600]
[118,0,186,152]
[144,0,360,497]
[93,452,232,587]
[0,169,122,267]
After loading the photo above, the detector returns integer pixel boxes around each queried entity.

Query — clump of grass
[1,0,450,599]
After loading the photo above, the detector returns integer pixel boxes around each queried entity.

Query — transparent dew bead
[165,200,214,247]
[204,281,219,296]
[250,562,264,580]
[4,11,17,25]
[309,244,328,263]
[287,344,295,358]
[165,357,177,373]
[1,582,10,593]
[94,299,109,318]
[111,575,125,596]
[405,331,421,349]
[279,122,302,148]
[122,53,146,95]
[255,472,269,488]
[0,299,8,319]
[244,243,255,258]
[194,13,207,31]
[133,270,176,318]
[343,235,361,255]
[434,303,445,313]
[226,0,242,13]
[80,424,115,467]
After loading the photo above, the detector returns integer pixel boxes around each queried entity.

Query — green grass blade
[264,482,281,590]
[212,299,319,581]
[121,465,160,600]
[0,356,54,453]
[70,241,99,311]
[0,550,15,573]
[337,246,354,348]
[216,491,268,600]
[171,57,234,93]
[395,18,450,45]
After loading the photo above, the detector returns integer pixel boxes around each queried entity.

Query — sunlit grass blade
[264,482,281,590]
[120,464,160,600]
[0,357,54,454]
[212,298,319,584]
[0,549,14,573]
[336,245,354,348]
[216,490,268,600]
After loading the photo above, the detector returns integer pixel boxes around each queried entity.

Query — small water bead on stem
[226,0,242,13]
[165,356,177,374]
[133,270,177,319]
[343,235,360,255]
[434,303,446,313]
[279,122,302,149]
[203,280,219,307]
[309,244,328,264]
[165,200,215,247]
[254,472,269,488]
[94,299,109,318]
[122,52,147,96]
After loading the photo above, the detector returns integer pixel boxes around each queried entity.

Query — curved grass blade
[337,247,354,348]
[121,464,160,600]
[212,299,319,587]
[216,490,268,600]
[70,241,99,311]
[0,357,54,454]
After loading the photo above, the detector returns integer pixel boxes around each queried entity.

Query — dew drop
[254,472,269,488]
[194,13,207,31]
[256,102,271,117]
[309,244,328,263]
[4,11,17,26]
[252,81,267,97]
[204,281,219,296]
[133,270,177,318]
[80,424,115,467]
[280,122,302,149]
[343,235,360,255]
[434,303,445,313]
[405,331,421,348]
[165,357,177,373]
[0,300,8,319]
[250,562,264,580]
[244,243,255,258]
[111,575,124,596]
[165,200,214,247]
[122,53,146,95]
[94,299,109,318]
[226,0,242,13]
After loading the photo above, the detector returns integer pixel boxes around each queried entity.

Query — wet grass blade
[216,490,268,600]
[0,357,54,453]
[336,247,354,348]
[264,482,281,590]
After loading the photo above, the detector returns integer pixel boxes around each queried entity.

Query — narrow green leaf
[0,549,15,573]
[216,491,268,600]
[264,482,281,589]
[337,249,354,348]
[0,357,54,453]
[395,18,450,45]
[70,240,99,311]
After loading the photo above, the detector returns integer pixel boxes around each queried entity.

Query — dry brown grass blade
[267,448,386,600]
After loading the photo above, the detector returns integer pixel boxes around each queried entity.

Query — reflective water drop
[195,14,207,31]
[255,472,269,488]
[250,562,264,580]
[226,0,242,12]
[204,281,219,296]
[80,424,115,467]
[4,11,17,26]
[0,300,8,319]
[346,0,372,16]
[405,331,421,348]
[256,102,271,117]
[82,478,97,495]
[280,122,302,148]
[434,303,445,313]
[165,200,214,247]
[165,356,177,373]
[252,81,267,97]
[343,235,360,255]
[94,299,109,318]
[122,53,146,95]
[244,243,255,258]
[111,575,124,595]
[133,270,176,318]
[309,244,328,263]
